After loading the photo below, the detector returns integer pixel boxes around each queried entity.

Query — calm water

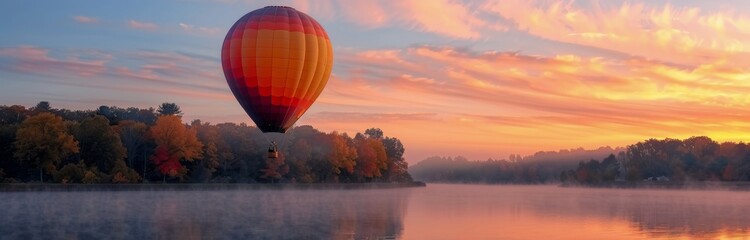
[2,184,750,239]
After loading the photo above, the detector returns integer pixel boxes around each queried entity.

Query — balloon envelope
[222,6,333,133]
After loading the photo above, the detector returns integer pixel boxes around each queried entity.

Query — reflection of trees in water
[0,189,410,239]
[518,187,750,238]
[620,195,750,239]
[224,189,409,239]
[410,185,750,239]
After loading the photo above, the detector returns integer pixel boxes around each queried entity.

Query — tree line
[410,147,621,183]
[0,102,413,184]
[562,136,750,184]
[410,136,750,185]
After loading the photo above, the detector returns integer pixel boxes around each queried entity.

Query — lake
[2,184,750,239]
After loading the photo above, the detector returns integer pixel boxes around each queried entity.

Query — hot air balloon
[221,6,333,158]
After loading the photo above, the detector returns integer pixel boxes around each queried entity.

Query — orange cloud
[482,0,750,66]
[398,0,489,39]
[309,45,750,161]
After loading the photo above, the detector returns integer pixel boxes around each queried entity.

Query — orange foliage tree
[149,115,203,180]
[354,133,388,179]
[328,132,357,175]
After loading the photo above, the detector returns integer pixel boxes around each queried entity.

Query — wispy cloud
[72,15,98,24]
[178,23,222,36]
[398,0,491,39]
[292,0,494,39]
[311,44,750,160]
[127,20,158,31]
[0,45,111,77]
[0,45,238,129]
[482,0,750,66]
[308,112,438,123]
[0,46,226,94]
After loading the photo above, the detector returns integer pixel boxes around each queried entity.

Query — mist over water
[0,188,409,239]
[2,185,750,239]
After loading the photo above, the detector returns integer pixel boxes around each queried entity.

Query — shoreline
[0,181,427,192]
[560,181,750,191]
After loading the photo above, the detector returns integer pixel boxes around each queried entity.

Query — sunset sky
[3,0,750,163]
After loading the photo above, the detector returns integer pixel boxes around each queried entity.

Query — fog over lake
[2,184,750,239]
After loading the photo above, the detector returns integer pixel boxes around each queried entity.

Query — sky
[3,0,750,163]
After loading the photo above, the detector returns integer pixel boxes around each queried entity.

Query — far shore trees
[561,137,750,184]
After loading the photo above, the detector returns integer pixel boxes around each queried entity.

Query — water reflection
[0,188,409,239]
[2,185,750,239]
[403,184,750,239]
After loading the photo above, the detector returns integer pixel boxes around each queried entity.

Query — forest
[562,136,750,184]
[410,147,621,183]
[411,136,750,185]
[0,102,413,184]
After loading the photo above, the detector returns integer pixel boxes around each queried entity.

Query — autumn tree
[14,113,79,182]
[359,128,412,182]
[151,145,180,182]
[354,133,388,180]
[149,115,203,180]
[74,115,127,174]
[151,115,203,161]
[328,132,357,176]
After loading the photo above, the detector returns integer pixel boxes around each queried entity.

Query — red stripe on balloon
[240,9,328,38]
